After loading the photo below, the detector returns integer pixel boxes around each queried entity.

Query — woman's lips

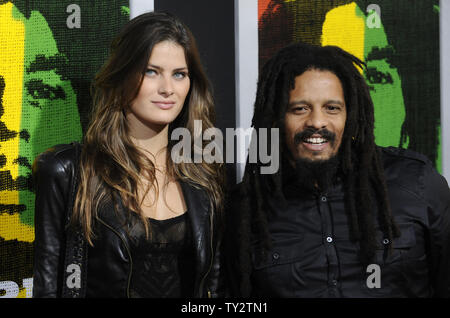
[152,101,175,109]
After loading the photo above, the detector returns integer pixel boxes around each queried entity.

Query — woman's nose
[158,76,174,96]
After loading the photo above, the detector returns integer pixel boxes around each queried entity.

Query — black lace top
[128,212,195,298]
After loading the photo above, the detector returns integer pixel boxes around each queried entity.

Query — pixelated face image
[321,2,405,148]
[284,69,347,162]
[0,2,82,243]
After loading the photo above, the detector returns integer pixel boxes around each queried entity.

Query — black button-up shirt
[236,147,450,297]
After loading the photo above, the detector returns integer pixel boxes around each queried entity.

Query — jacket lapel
[180,180,211,295]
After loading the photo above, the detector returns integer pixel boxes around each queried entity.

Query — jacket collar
[179,180,212,278]
[96,179,213,296]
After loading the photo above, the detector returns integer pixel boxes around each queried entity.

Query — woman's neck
[128,121,169,167]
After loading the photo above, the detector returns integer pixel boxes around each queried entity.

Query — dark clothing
[129,213,196,298]
[225,147,450,297]
[32,143,221,298]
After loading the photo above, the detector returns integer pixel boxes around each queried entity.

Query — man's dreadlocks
[233,42,400,296]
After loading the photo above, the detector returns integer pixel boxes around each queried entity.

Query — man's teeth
[305,137,326,144]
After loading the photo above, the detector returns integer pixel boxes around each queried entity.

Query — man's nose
[305,109,328,129]
[158,76,174,97]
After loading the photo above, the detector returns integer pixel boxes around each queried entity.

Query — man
[259,0,441,169]
[0,1,82,297]
[224,42,450,297]
[321,1,405,149]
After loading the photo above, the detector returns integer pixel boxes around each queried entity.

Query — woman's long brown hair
[72,12,224,245]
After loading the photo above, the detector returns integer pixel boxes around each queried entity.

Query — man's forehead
[291,70,344,89]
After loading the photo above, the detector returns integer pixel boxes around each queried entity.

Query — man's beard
[290,127,341,192]
[293,153,341,192]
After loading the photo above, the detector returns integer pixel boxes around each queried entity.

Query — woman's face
[127,40,190,132]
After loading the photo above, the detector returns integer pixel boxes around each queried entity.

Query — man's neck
[291,154,341,193]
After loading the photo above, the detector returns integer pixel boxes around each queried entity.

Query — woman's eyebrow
[147,64,188,72]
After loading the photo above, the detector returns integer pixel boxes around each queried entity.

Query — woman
[32,12,224,298]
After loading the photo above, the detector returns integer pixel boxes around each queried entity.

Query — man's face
[284,69,346,162]
[321,2,405,147]
[0,3,82,241]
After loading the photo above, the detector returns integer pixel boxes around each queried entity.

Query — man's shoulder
[380,146,434,179]
[225,181,246,211]
[380,146,432,166]
[379,146,446,199]
[228,181,248,200]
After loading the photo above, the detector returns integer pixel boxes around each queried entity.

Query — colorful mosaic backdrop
[0,0,129,297]
[258,0,441,171]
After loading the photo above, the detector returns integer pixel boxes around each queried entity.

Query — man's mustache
[293,128,336,146]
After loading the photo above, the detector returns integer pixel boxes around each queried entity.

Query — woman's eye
[173,72,187,79]
[145,69,157,76]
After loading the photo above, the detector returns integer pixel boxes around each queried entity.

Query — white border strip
[234,0,259,183]
[441,0,449,182]
[130,0,154,18]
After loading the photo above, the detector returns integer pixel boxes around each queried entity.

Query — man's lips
[301,139,329,152]
[294,129,335,145]
[294,131,334,153]
[152,101,175,109]
[303,134,327,144]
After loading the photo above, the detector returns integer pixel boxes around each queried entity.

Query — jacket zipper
[98,218,133,298]
[198,209,214,297]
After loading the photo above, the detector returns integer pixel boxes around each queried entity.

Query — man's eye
[365,67,393,85]
[326,105,341,112]
[291,106,308,113]
[26,79,66,102]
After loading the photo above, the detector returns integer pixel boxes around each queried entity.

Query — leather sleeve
[32,149,71,298]
[423,164,450,297]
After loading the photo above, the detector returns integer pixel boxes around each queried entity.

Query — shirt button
[382,238,390,245]
[321,196,327,202]
[273,252,280,260]
[331,280,338,286]
[326,236,333,243]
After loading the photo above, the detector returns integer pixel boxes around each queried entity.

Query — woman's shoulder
[32,142,82,179]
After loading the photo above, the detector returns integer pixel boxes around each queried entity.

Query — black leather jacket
[32,143,221,298]
[225,147,450,297]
